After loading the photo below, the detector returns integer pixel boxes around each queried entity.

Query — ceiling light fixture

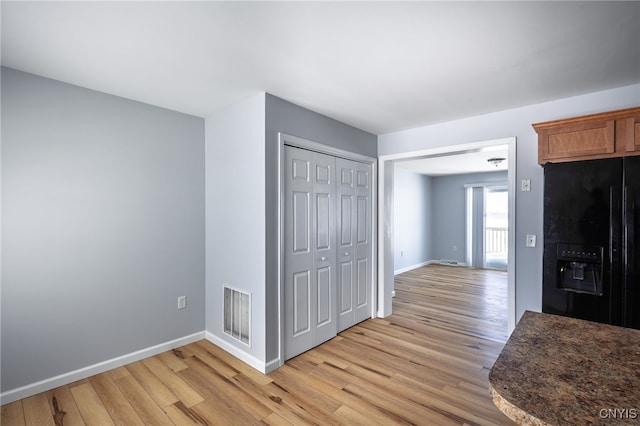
[487,157,506,167]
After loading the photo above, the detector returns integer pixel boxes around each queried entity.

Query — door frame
[277,133,378,367]
[378,137,517,334]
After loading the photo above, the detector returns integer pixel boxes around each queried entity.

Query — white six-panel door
[284,145,372,360]
[284,146,337,360]
[336,158,372,331]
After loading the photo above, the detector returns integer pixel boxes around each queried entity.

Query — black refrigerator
[543,156,640,330]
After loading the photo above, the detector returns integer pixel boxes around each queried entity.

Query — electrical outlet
[521,179,531,192]
[177,296,186,310]
[526,234,536,248]
[452,245,457,252]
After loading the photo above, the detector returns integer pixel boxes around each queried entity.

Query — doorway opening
[378,137,516,334]
[465,184,509,270]
[484,187,508,270]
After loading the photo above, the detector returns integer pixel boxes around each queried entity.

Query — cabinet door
[538,119,615,163]
[618,114,640,153]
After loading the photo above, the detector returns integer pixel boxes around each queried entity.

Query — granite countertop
[489,311,640,425]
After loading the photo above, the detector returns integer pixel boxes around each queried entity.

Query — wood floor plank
[183,342,240,379]
[180,355,271,422]
[233,374,339,425]
[177,367,264,426]
[163,400,209,425]
[1,400,26,426]
[264,365,343,425]
[113,375,173,426]
[270,362,399,425]
[156,350,189,372]
[315,357,465,425]
[106,367,130,381]
[45,385,86,426]
[333,405,375,426]
[141,356,204,408]
[3,265,515,426]
[170,345,196,360]
[189,399,253,426]
[22,393,55,426]
[303,347,350,370]
[307,360,352,389]
[125,361,178,408]
[88,373,144,426]
[194,340,273,386]
[343,382,460,425]
[391,373,507,426]
[261,411,294,426]
[70,383,115,426]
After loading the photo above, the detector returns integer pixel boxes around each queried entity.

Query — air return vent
[223,286,250,345]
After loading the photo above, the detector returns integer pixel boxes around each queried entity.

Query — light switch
[521,179,531,192]
[526,234,536,247]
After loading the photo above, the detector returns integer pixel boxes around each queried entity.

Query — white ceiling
[1,1,639,136]
[395,146,509,176]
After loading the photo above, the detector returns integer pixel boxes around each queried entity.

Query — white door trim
[378,137,517,335]
[277,133,378,368]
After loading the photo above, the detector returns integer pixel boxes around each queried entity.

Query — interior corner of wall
[264,356,281,374]
[204,331,267,374]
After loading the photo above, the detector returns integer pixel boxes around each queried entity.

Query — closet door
[336,158,372,331]
[336,159,355,331]
[353,161,373,324]
[284,146,337,360]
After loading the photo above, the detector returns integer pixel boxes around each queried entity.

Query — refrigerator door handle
[611,185,618,255]
[610,186,618,264]
[625,185,634,272]
[624,184,634,326]
[622,185,634,264]
[609,184,622,326]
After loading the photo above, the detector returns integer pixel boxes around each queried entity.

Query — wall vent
[440,259,460,266]
[223,286,250,345]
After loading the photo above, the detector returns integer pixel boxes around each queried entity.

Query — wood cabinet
[619,113,640,153]
[533,107,640,164]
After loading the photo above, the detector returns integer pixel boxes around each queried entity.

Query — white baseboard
[439,259,469,267]
[204,331,269,374]
[0,331,205,405]
[394,260,439,275]
[264,357,282,374]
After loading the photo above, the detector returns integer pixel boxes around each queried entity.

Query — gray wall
[205,93,267,364]
[379,83,640,322]
[431,171,507,263]
[393,168,432,271]
[1,68,205,392]
[265,94,377,362]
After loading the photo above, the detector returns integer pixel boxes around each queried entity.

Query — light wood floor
[1,265,515,425]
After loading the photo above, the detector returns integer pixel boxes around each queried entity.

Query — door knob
[344,252,350,256]
[320,257,327,261]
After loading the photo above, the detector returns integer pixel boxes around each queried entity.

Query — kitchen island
[489,311,640,425]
